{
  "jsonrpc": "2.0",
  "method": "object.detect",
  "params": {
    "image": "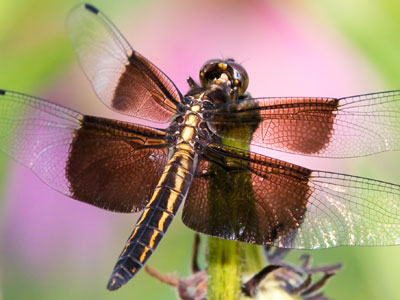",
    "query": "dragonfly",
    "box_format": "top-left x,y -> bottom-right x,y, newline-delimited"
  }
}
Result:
1,3 -> 400,291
